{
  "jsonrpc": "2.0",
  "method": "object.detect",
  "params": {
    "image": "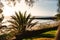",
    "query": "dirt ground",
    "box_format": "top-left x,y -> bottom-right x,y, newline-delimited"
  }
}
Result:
32,38 -> 55,40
